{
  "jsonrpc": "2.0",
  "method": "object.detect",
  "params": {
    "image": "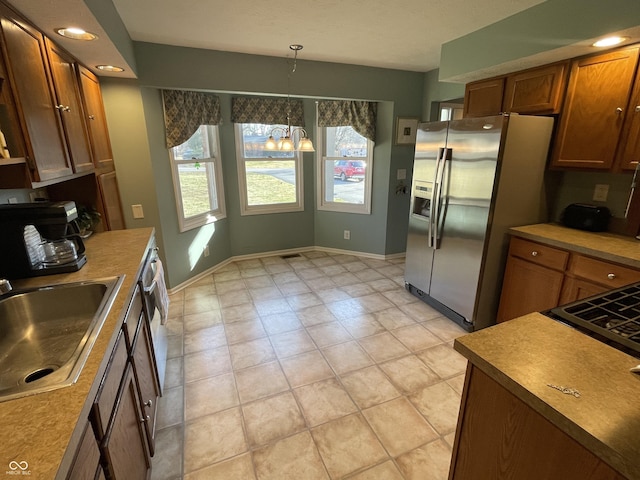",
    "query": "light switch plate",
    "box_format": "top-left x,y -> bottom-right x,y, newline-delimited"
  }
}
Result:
593,184 -> 609,202
397,169 -> 406,180
132,204 -> 144,219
